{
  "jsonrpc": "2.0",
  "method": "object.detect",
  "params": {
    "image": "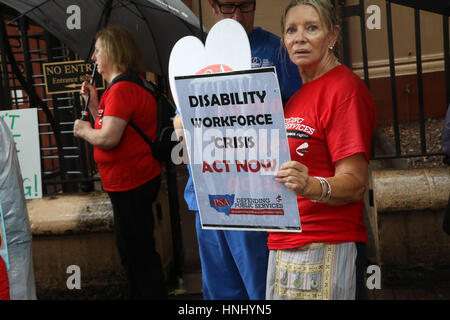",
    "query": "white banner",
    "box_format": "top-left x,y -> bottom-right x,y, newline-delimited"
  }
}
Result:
175,68 -> 301,232
0,108 -> 42,199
